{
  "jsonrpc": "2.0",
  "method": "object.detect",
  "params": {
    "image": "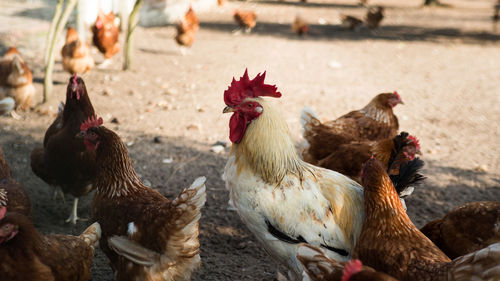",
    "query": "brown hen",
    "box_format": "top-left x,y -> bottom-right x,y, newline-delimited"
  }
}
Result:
421,201 -> 500,259
233,10 -> 257,32
92,11 -> 120,65
61,27 -> 94,75
30,75 -> 97,224
354,157 -> 500,281
0,212 -> 100,281
78,118 -> 206,281
0,47 -> 35,111
301,92 -> 402,165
